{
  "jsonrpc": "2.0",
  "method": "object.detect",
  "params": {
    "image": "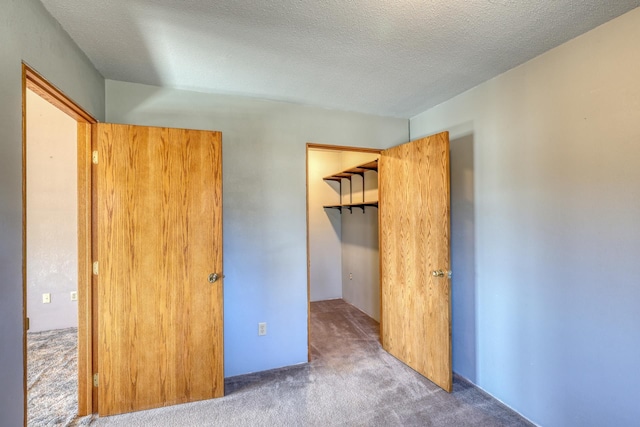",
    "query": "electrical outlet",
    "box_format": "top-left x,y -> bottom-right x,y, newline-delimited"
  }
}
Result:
42,293 -> 51,304
258,322 -> 267,336
70,291 -> 78,301
349,273 -> 353,280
